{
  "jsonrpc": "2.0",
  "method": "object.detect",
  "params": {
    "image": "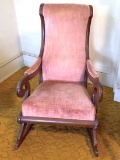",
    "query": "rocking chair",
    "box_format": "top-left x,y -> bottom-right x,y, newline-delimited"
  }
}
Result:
14,4 -> 103,157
